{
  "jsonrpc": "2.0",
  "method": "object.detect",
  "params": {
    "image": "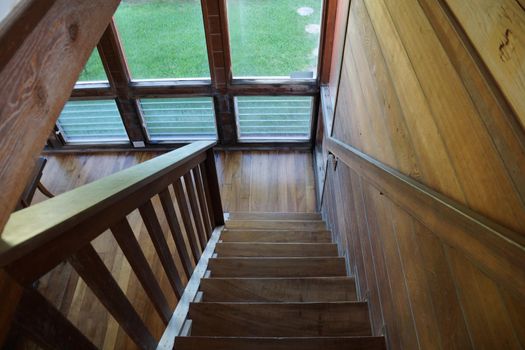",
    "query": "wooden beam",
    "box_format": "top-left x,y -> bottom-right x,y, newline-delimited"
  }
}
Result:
319,0 -> 339,83
0,0 -> 121,233
201,0 -> 237,145
97,21 -> 146,144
